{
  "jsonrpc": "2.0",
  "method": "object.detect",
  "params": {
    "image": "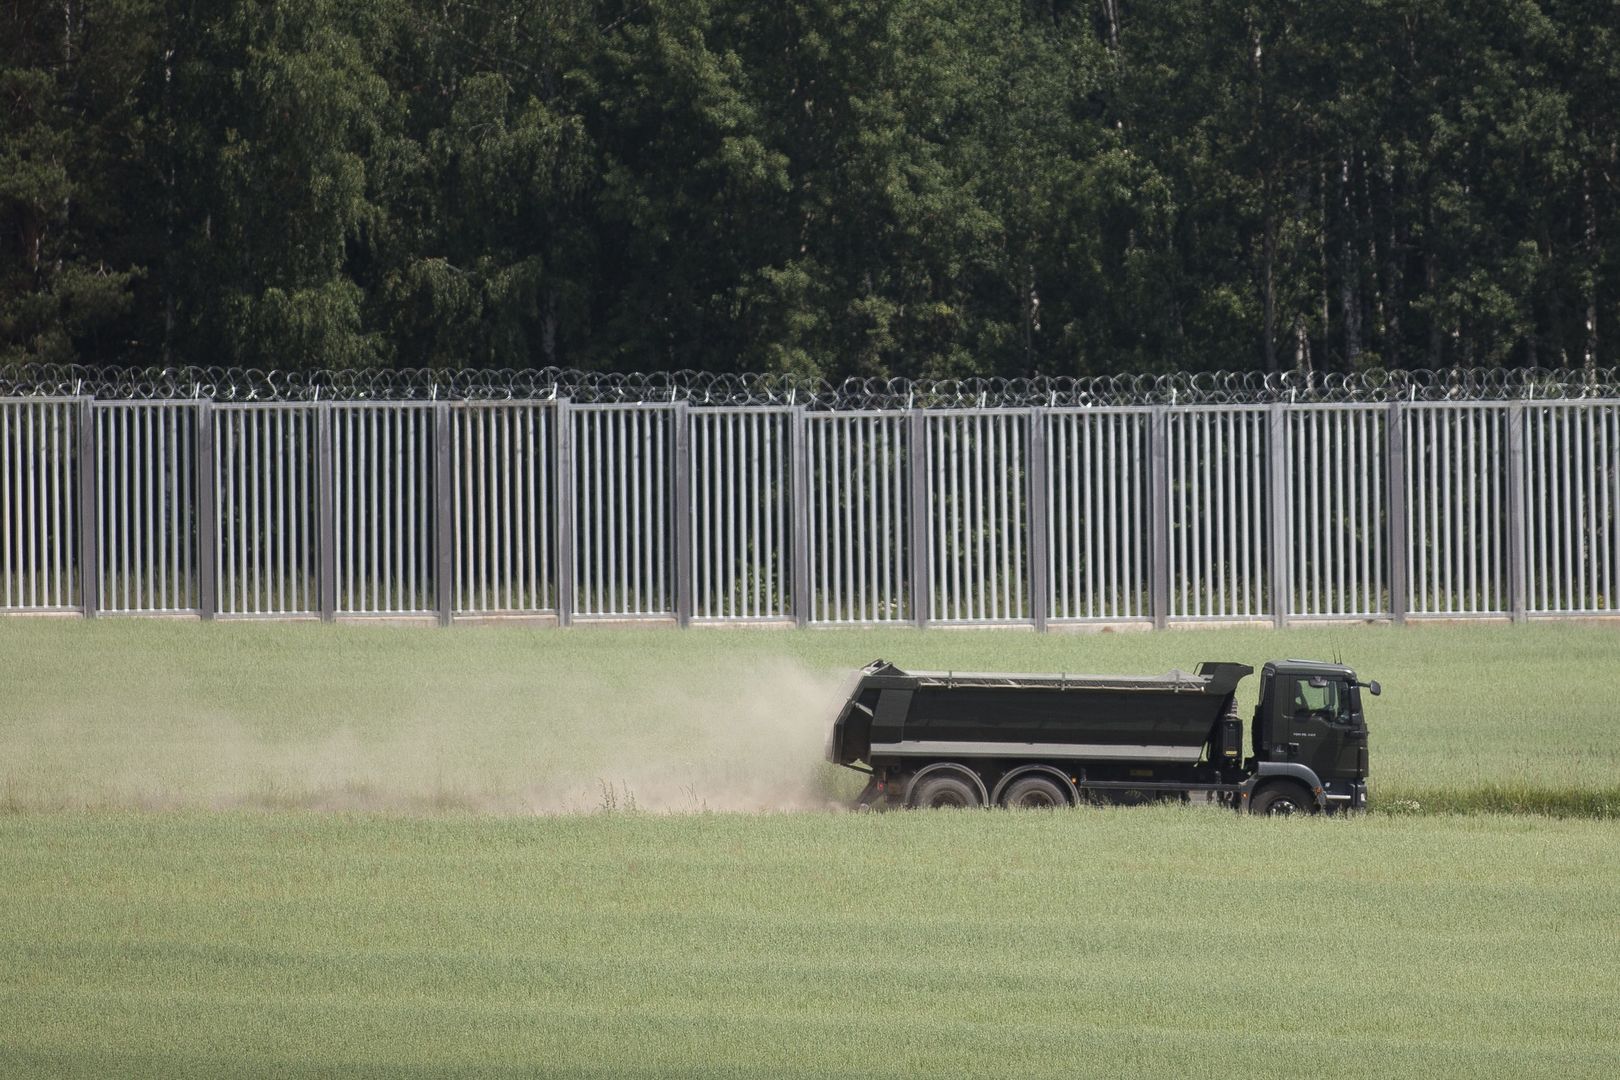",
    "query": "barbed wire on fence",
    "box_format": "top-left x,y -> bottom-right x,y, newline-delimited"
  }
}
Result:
2,361 -> 1617,407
